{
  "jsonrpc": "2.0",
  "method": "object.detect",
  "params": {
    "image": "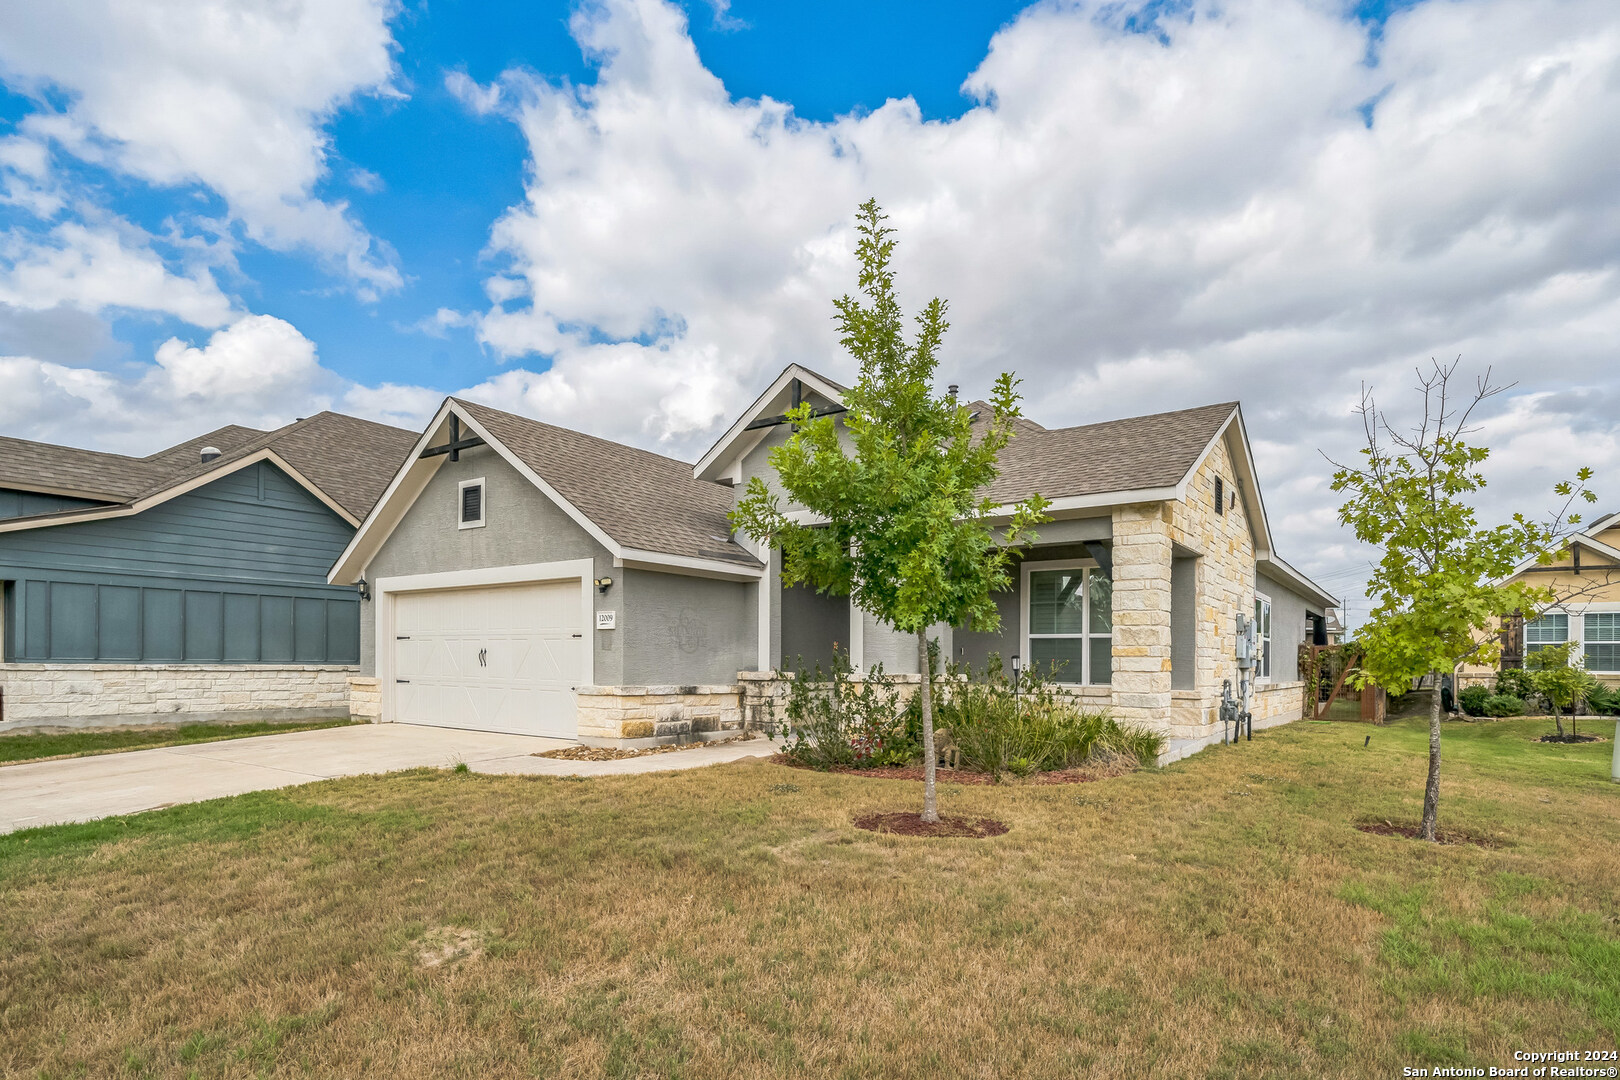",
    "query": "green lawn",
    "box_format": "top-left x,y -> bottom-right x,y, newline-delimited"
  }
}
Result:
1,716 -> 1616,1078
0,717 -> 362,765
